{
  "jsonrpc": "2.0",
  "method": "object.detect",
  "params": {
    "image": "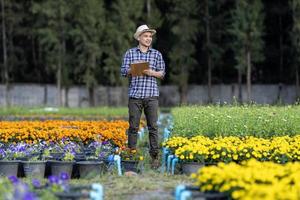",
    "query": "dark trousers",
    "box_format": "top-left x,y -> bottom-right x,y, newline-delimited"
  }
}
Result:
127,97 -> 159,158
